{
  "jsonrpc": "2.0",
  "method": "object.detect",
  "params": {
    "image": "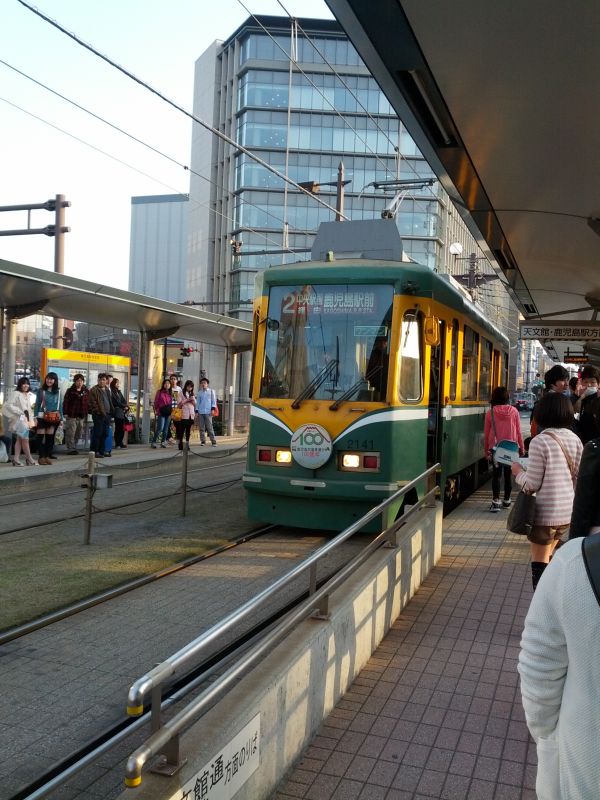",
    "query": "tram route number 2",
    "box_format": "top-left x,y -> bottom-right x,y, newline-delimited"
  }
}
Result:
346,439 -> 374,450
